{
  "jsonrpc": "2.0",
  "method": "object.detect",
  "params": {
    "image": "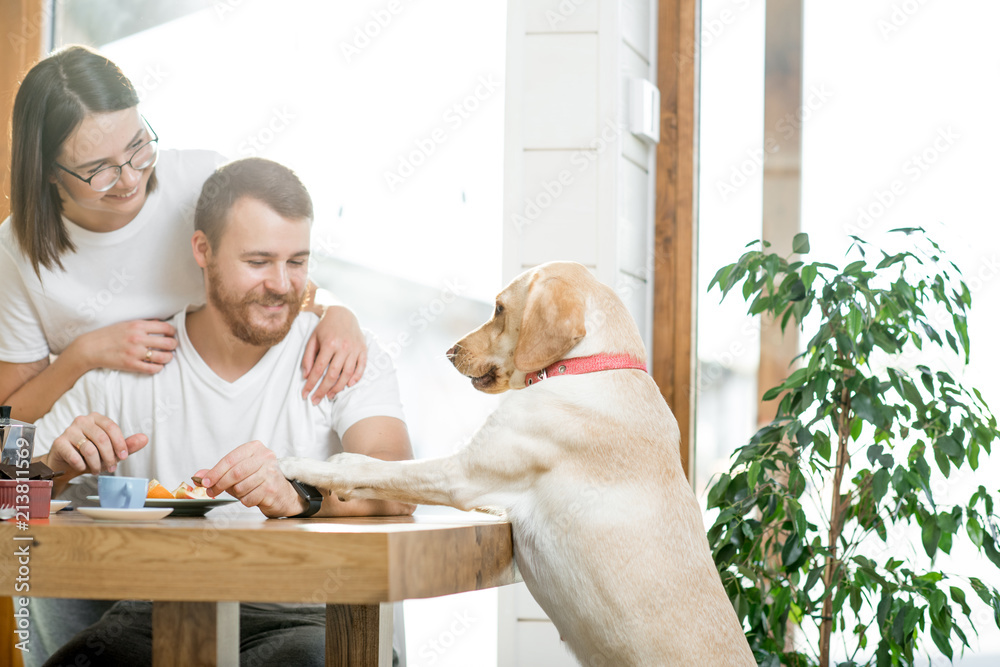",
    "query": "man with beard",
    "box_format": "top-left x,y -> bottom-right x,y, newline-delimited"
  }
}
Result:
29,158 -> 413,667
